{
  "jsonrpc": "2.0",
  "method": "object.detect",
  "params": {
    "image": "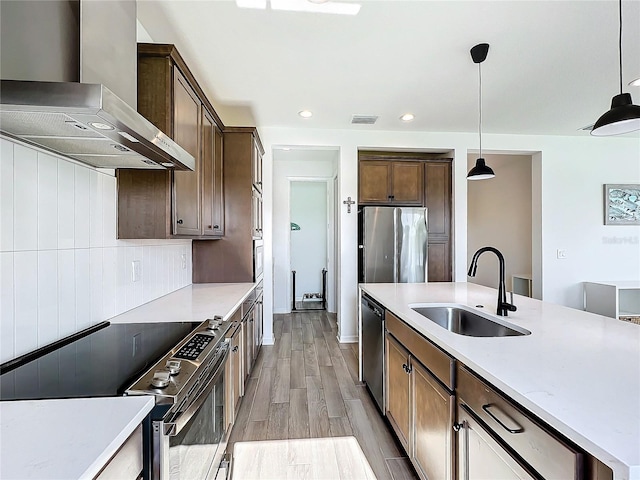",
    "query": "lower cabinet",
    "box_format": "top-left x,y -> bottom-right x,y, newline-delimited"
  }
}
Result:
95,425 -> 143,480
225,320 -> 243,429
385,333 -> 454,480
413,360 -> 455,480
